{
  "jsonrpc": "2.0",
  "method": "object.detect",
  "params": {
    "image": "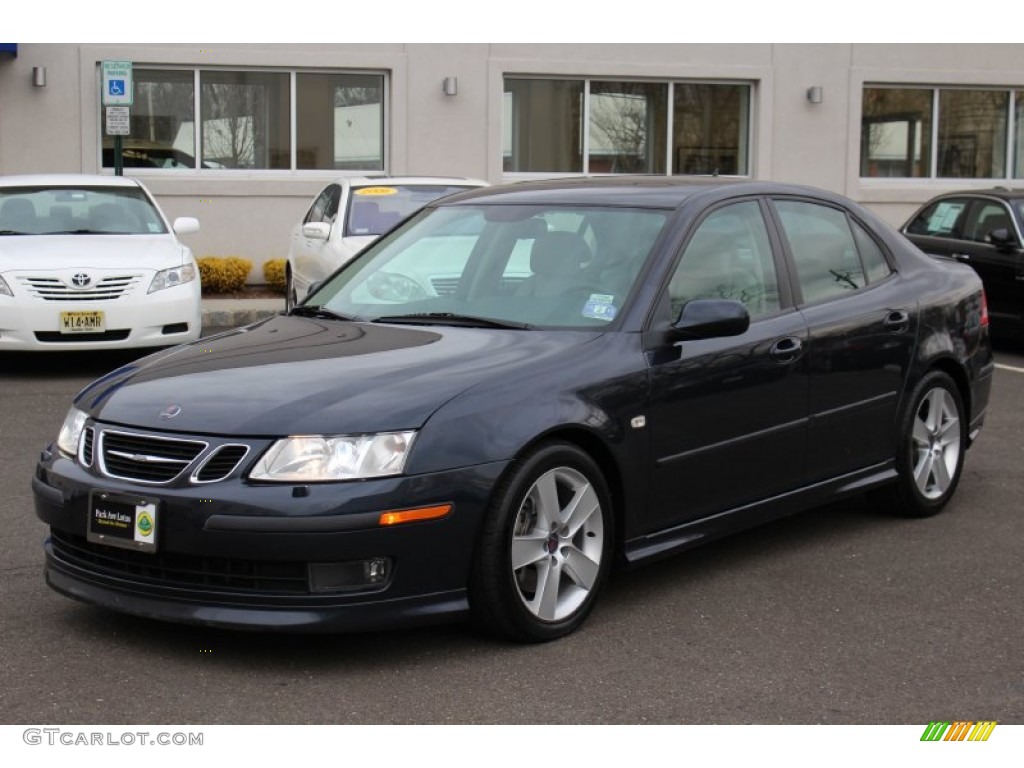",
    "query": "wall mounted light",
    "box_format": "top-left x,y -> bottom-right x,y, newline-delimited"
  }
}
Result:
32,66 -> 46,87
442,76 -> 458,97
806,86 -> 823,105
